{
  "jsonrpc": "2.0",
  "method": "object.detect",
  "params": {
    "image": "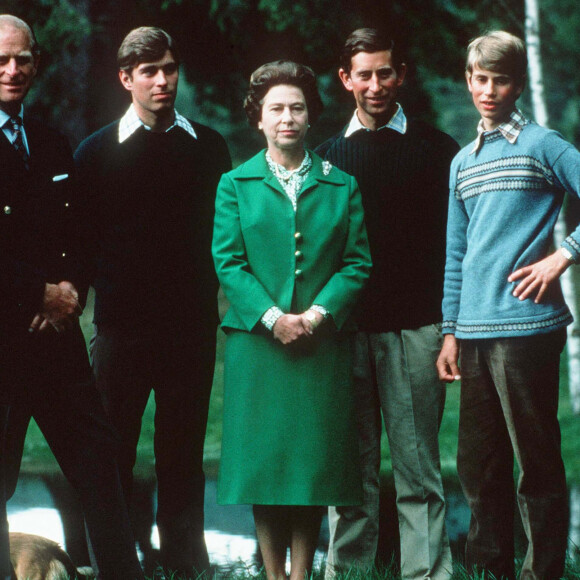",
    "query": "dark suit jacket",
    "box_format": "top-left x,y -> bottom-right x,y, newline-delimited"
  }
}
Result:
0,116 -> 87,342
